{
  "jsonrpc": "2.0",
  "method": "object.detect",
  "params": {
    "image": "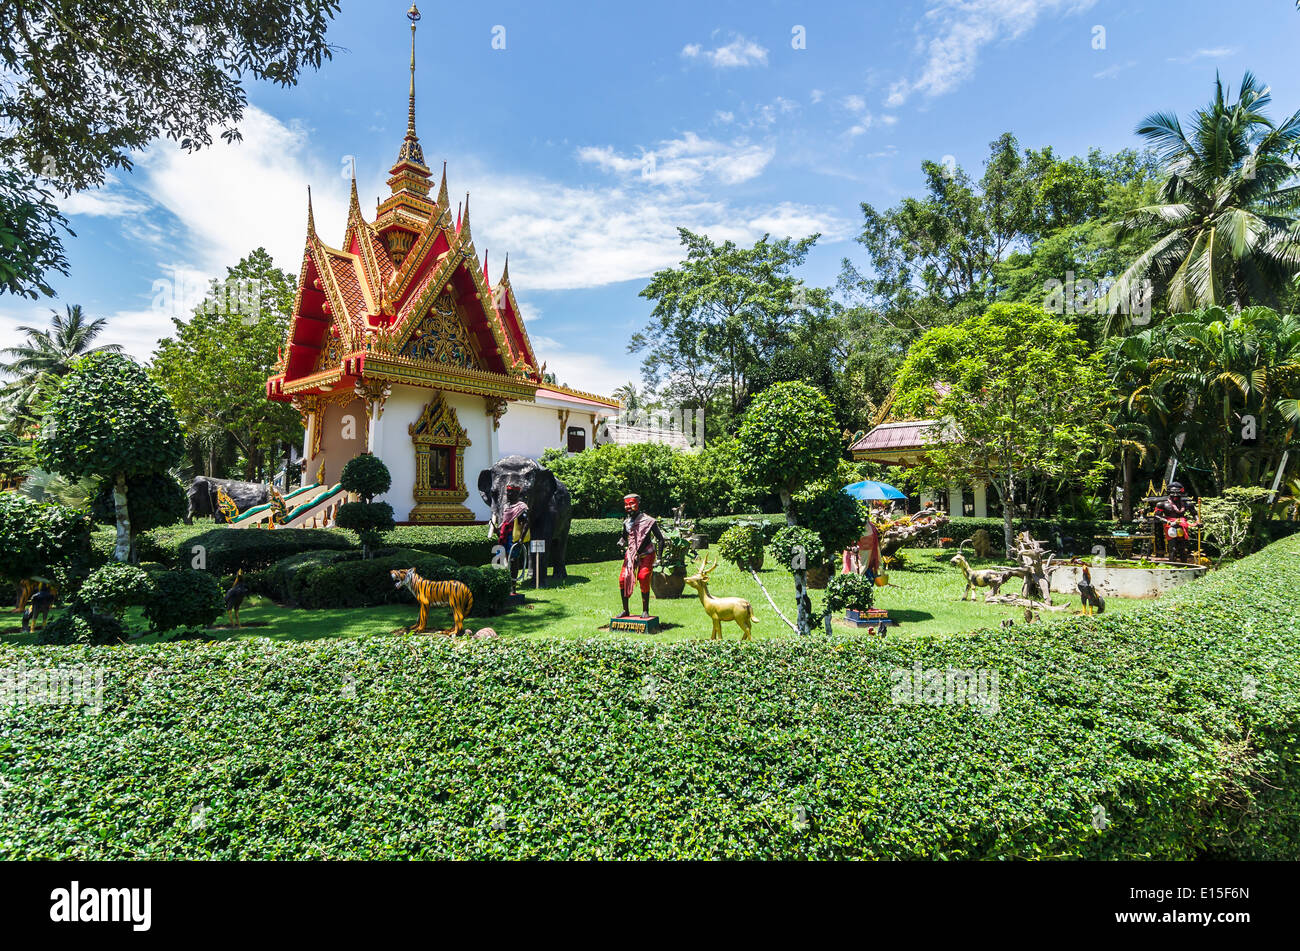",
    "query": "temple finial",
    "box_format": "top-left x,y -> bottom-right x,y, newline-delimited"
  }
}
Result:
483,249 -> 490,284
500,253 -> 510,284
437,161 -> 449,207
348,163 -> 361,219
394,5 -> 426,168
461,192 -> 471,240
306,186 -> 316,238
